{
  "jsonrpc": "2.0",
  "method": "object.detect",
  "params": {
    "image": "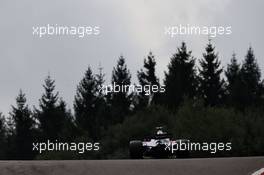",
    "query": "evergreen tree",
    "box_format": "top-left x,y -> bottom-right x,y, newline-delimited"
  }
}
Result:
137,51 -> 160,108
36,75 -> 69,141
94,65 -> 109,132
0,113 -> 7,159
225,53 -> 242,107
74,67 -> 97,132
110,55 -> 132,124
199,41 -> 225,106
164,42 -> 197,108
96,65 -> 105,99
10,90 -> 36,159
57,99 -> 76,141
5,113 -> 16,159
74,66 -> 104,140
240,47 -> 262,106
226,53 -> 240,86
